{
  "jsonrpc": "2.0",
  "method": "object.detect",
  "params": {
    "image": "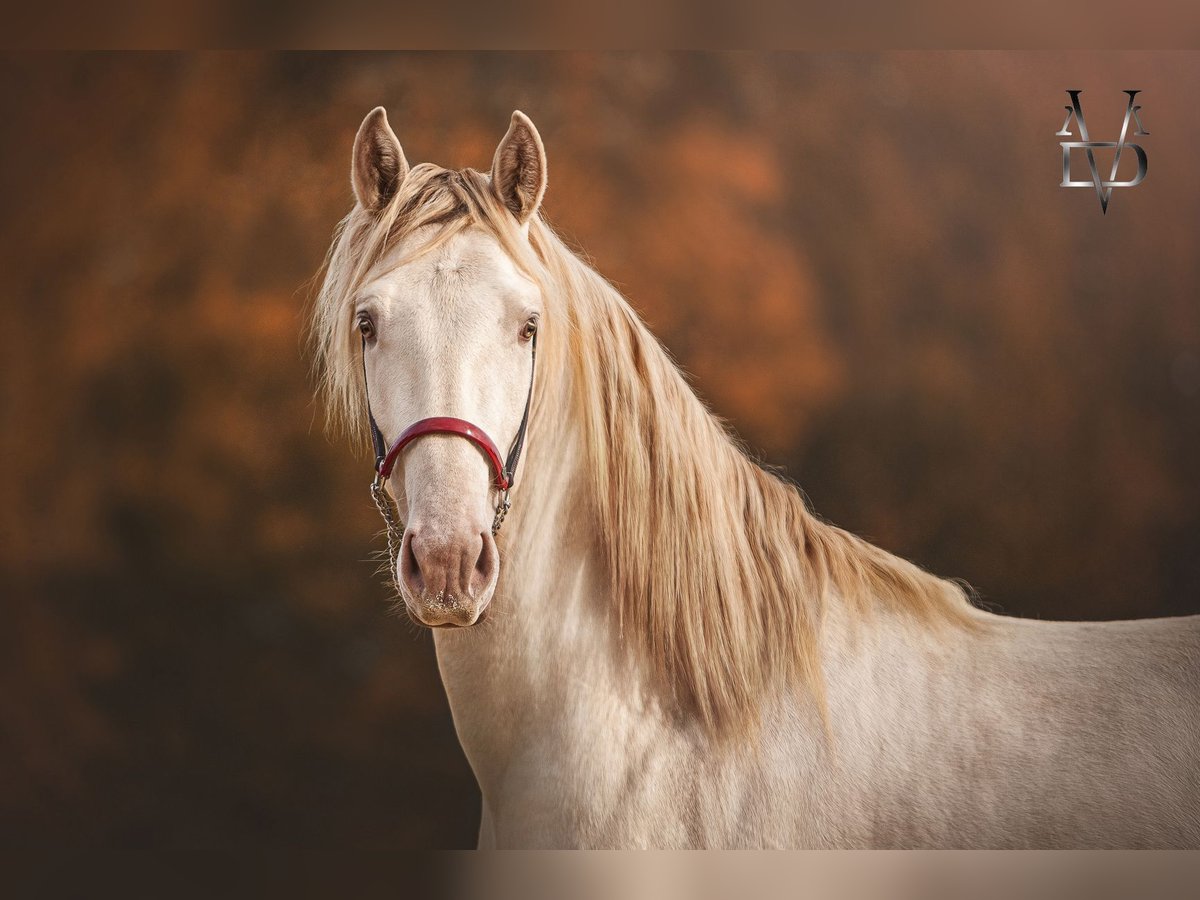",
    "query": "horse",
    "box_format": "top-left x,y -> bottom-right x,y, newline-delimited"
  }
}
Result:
311,107 -> 1200,848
